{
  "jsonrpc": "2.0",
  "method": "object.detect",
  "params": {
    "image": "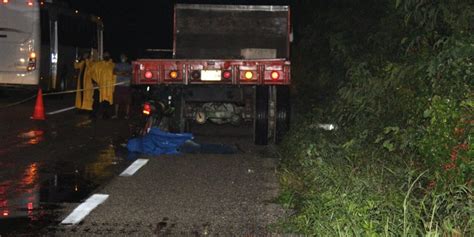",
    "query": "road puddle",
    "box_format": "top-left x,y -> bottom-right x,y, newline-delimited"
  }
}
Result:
25,130 -> 45,145
0,129 -> 46,154
0,163 -> 39,220
0,162 -> 55,234
0,143 -> 129,235
18,130 -> 45,139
